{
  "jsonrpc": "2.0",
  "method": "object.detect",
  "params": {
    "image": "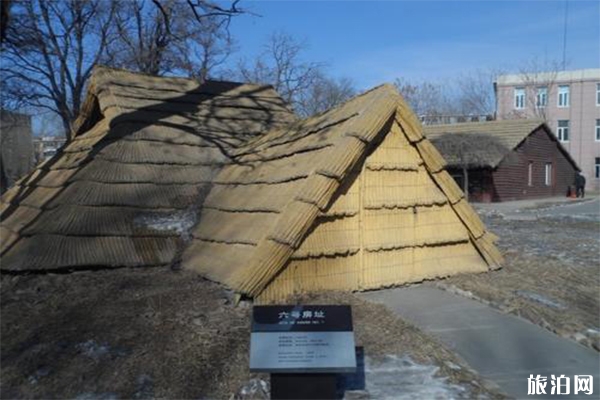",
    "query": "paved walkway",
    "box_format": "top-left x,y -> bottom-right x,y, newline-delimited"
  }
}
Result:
362,286 -> 600,399
473,195 -> 599,221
